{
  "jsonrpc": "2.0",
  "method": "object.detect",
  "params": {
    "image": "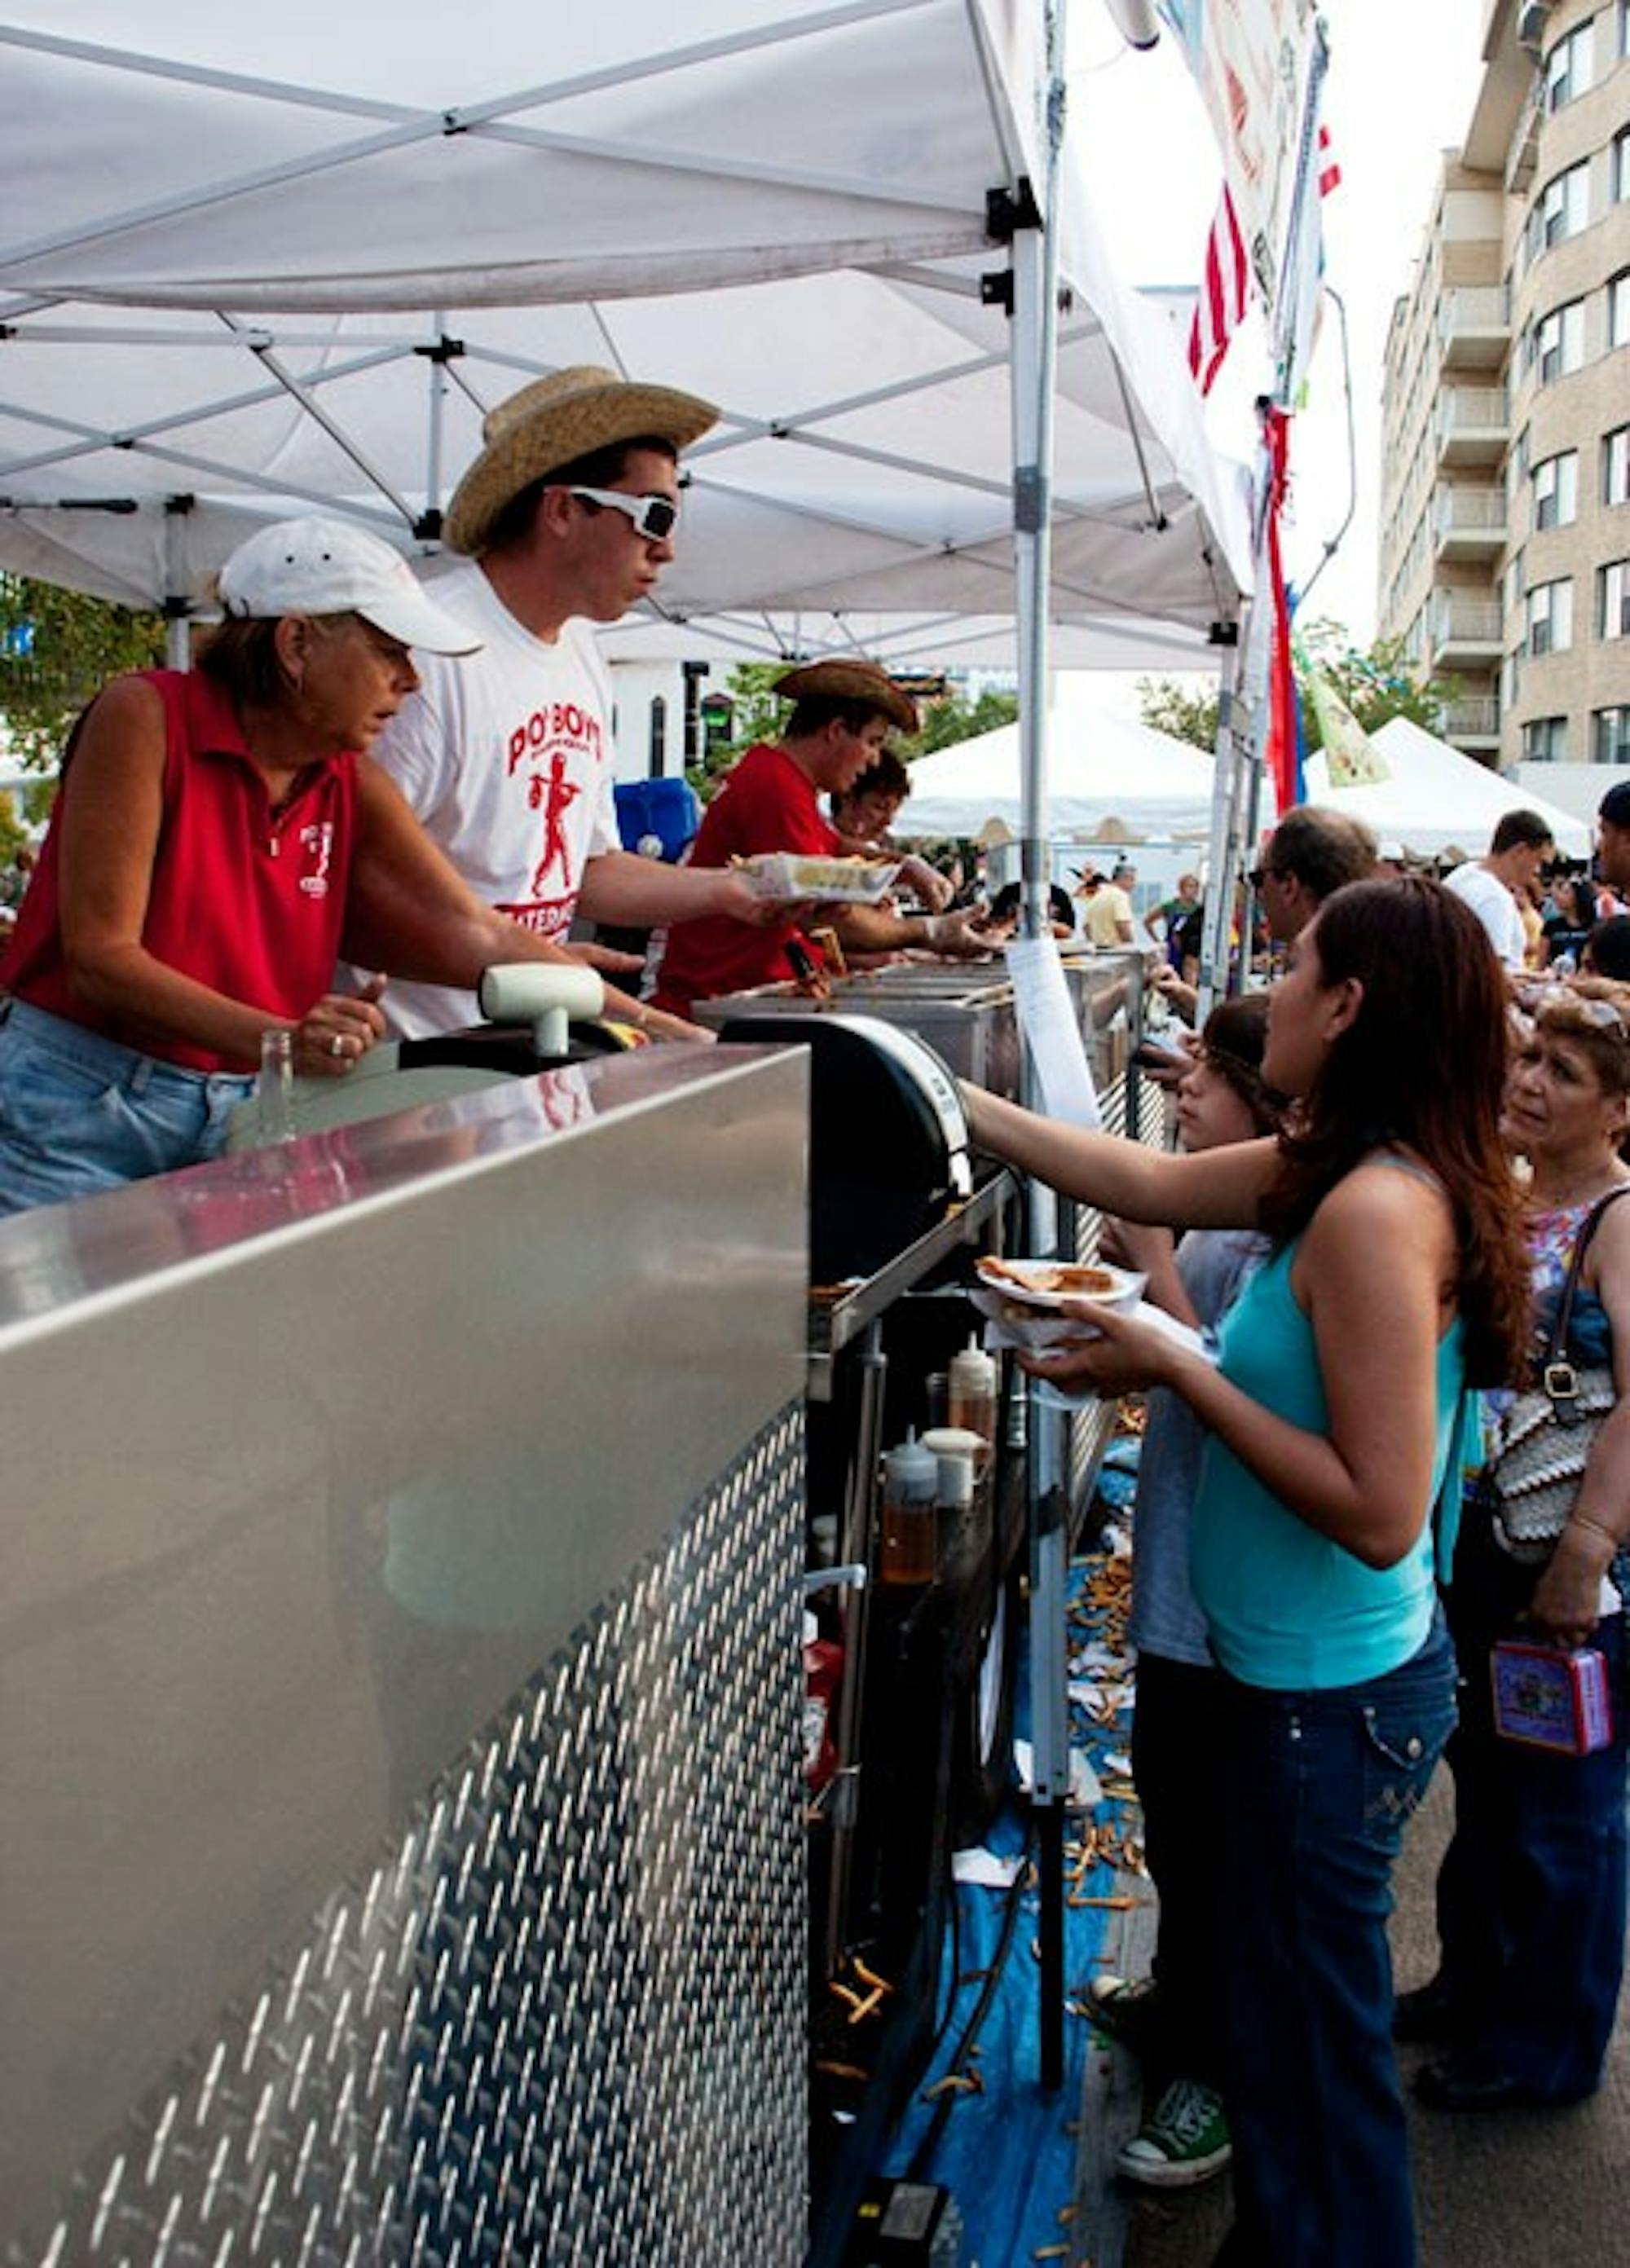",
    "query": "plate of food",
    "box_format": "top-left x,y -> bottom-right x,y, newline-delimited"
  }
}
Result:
974,1255 -> 1143,1315
733,852 -> 901,905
